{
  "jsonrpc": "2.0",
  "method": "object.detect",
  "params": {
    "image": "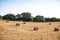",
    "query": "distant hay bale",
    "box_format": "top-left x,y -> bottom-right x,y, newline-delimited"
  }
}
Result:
33,27 -> 38,31
6,20 -> 9,22
16,23 -> 20,26
58,25 -> 60,27
54,27 -> 59,31
23,21 -> 26,24
49,23 -> 51,25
